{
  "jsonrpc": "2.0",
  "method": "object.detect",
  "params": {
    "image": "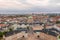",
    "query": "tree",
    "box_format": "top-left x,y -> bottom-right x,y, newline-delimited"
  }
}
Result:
56,21 -> 60,24
0,32 -> 4,40
9,28 -> 13,32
